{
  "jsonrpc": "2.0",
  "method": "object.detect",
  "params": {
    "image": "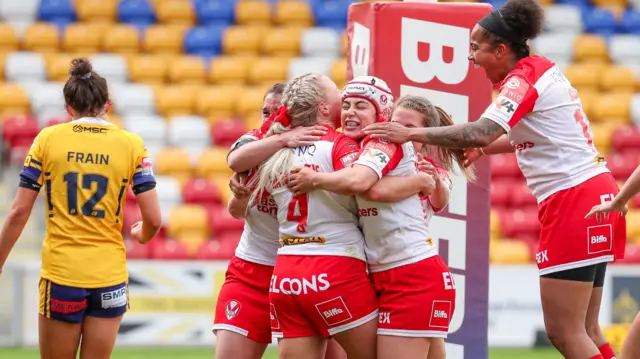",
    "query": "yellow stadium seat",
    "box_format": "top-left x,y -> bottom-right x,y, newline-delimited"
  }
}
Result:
156,0 -> 195,26
237,87 -> 268,120
143,25 -> 186,54
564,63 -> 607,92
490,210 -> 501,239
209,56 -> 249,85
168,56 -> 207,84
0,54 -> 6,81
592,0 -> 627,12
196,147 -> 232,177
210,175 -> 234,204
196,86 -> 242,119
245,113 -> 263,130
235,1 -> 272,26
490,240 -> 531,264
341,32 -> 348,56
0,84 -> 30,116
222,26 -> 263,55
331,58 -> 348,89
573,34 -> 609,63
154,147 -> 193,177
590,122 -> 618,154
129,55 -> 170,84
626,211 -> 640,238
62,23 -> 102,53
262,27 -> 302,56
274,1 -> 313,27
248,57 -> 289,86
155,85 -> 199,117
601,66 -> 636,93
45,54 -> 76,82
23,23 -> 59,53
593,92 -> 632,123
103,25 -> 140,54
77,0 -> 117,23
0,24 -> 19,52
168,204 -> 208,237
578,90 -> 599,121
